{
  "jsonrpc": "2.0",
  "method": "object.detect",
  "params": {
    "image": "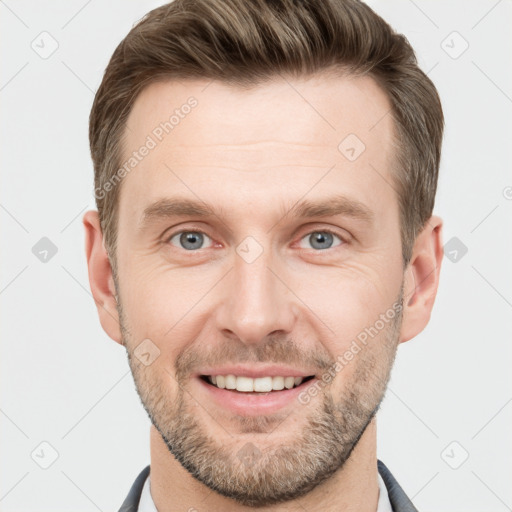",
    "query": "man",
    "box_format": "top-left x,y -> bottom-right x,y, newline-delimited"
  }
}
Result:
83,0 -> 444,510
